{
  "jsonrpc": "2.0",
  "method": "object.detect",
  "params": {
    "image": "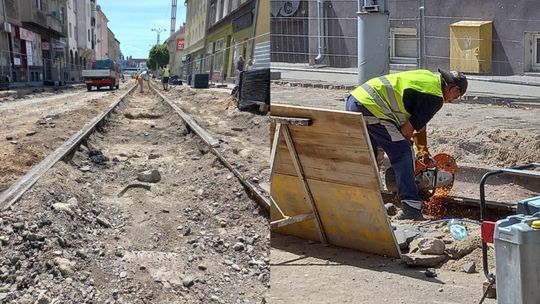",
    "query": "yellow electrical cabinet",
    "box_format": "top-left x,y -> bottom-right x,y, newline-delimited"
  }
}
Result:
450,21 -> 492,74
